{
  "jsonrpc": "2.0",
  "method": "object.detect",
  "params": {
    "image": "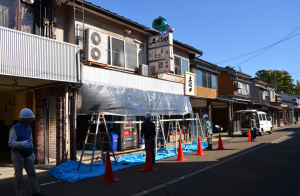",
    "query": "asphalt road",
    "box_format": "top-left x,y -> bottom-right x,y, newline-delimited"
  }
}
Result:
147,126 -> 300,196
1,125 -> 300,196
